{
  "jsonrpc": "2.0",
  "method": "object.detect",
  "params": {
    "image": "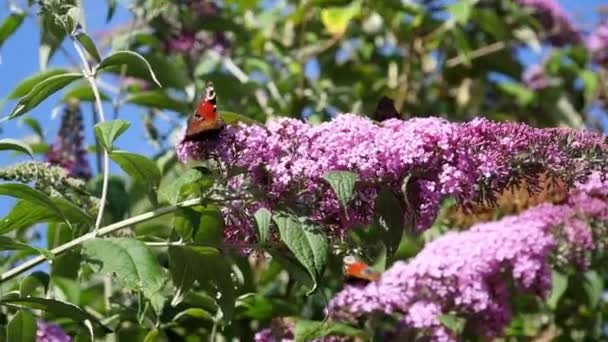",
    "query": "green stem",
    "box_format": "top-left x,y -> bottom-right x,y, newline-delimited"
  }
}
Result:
71,36 -> 109,232
0,197 -> 202,283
